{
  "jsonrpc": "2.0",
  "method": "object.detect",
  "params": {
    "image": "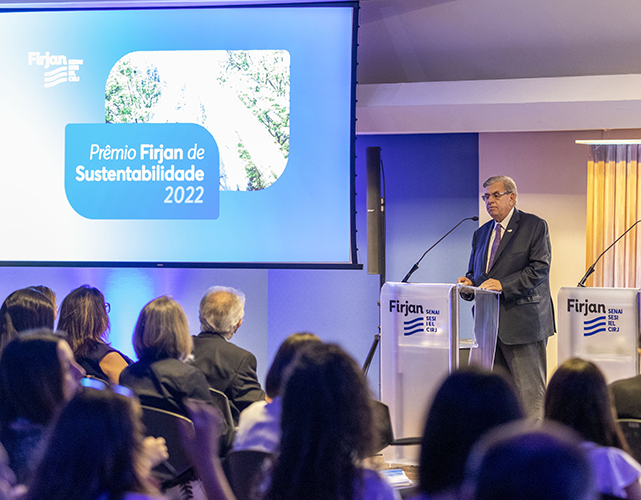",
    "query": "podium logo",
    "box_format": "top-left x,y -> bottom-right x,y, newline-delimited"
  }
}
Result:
403,317 -> 425,336
567,298 -> 606,316
389,299 -> 424,317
